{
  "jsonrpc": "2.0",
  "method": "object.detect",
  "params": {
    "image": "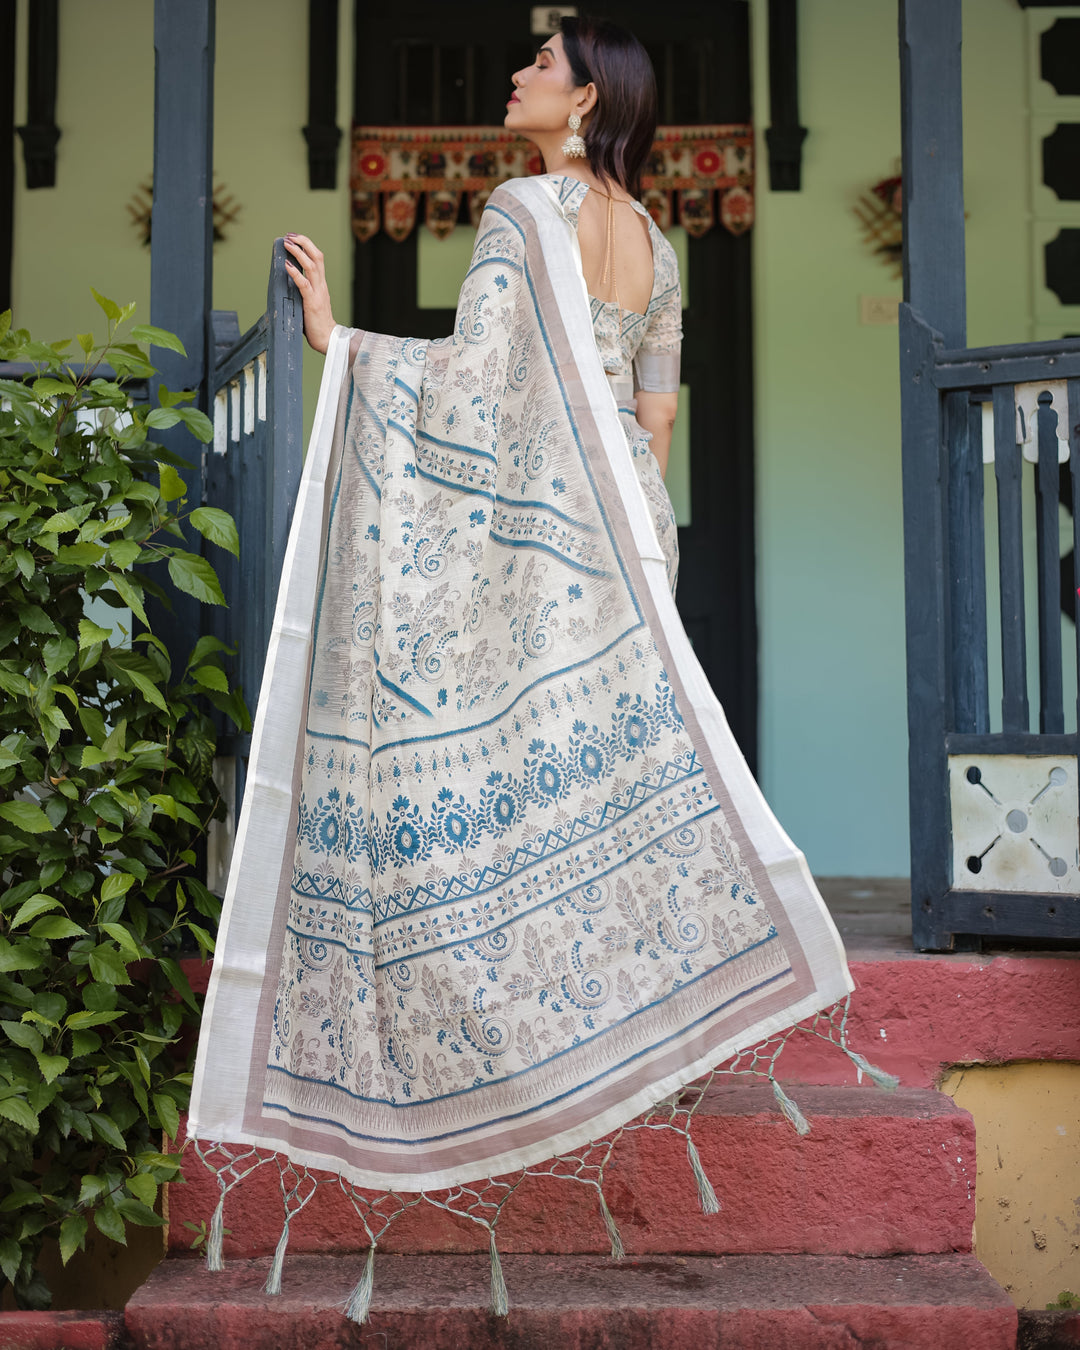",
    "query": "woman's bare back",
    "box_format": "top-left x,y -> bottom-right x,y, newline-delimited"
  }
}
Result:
576,185 -> 654,315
